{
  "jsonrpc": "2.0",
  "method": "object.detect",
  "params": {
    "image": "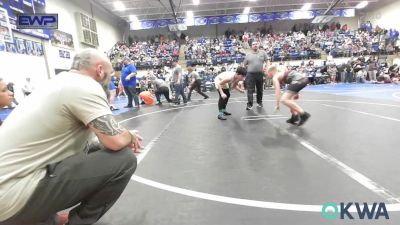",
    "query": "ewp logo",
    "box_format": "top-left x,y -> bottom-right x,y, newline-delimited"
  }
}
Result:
17,14 -> 58,29
322,202 -> 389,220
